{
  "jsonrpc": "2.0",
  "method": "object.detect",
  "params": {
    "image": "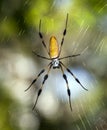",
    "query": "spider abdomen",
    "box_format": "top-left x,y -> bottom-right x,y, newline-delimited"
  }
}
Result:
49,36 -> 59,58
